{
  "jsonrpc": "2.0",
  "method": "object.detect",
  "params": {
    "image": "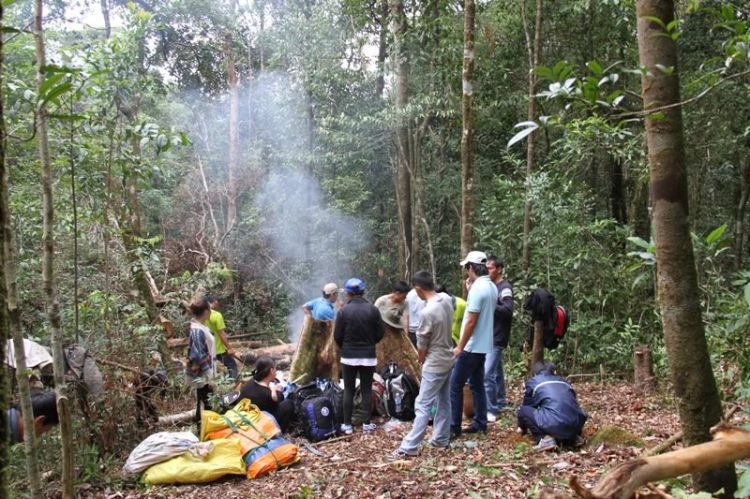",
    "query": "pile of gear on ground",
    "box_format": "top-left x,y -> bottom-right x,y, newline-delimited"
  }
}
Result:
123,361 -> 420,485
